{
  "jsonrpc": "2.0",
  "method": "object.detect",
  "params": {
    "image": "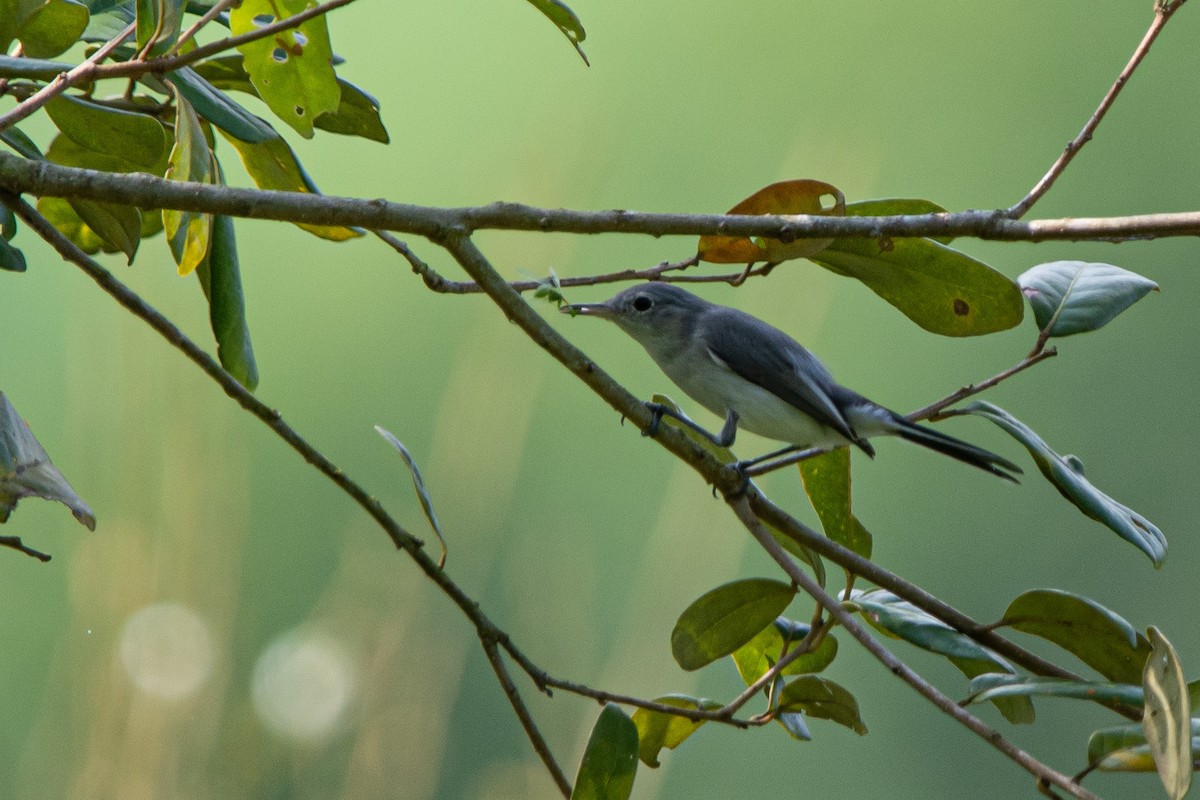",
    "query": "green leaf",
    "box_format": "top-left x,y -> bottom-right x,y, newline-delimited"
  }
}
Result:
165,67 -> 276,144
762,519 -> 825,588
1017,261 -> 1158,338
81,0 -> 134,42
962,401 -> 1166,567
375,426 -> 448,567
229,0 -> 340,138
216,127 -> 360,241
571,704 -> 638,800
163,92 -> 214,275
35,196 -> 106,254
1001,589 -> 1150,683
809,237 -> 1023,337
314,79 -> 389,143
0,53 -> 74,80
630,695 -> 720,768
731,617 -> 838,685
525,0 -> 588,65
848,589 -> 1034,723
799,447 -> 872,560
843,198 -> 953,244
1087,719 -> 1200,773
1143,627 -> 1192,800
647,394 -> 735,464
135,0 -> 183,55
776,675 -> 868,735
45,94 -> 169,170
18,0 -> 88,57
963,674 -> 1145,709
0,391 -> 95,530
198,212 -> 259,390
1,204 -> 15,240
0,238 -> 26,272
670,578 -> 795,671
0,125 -> 44,159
